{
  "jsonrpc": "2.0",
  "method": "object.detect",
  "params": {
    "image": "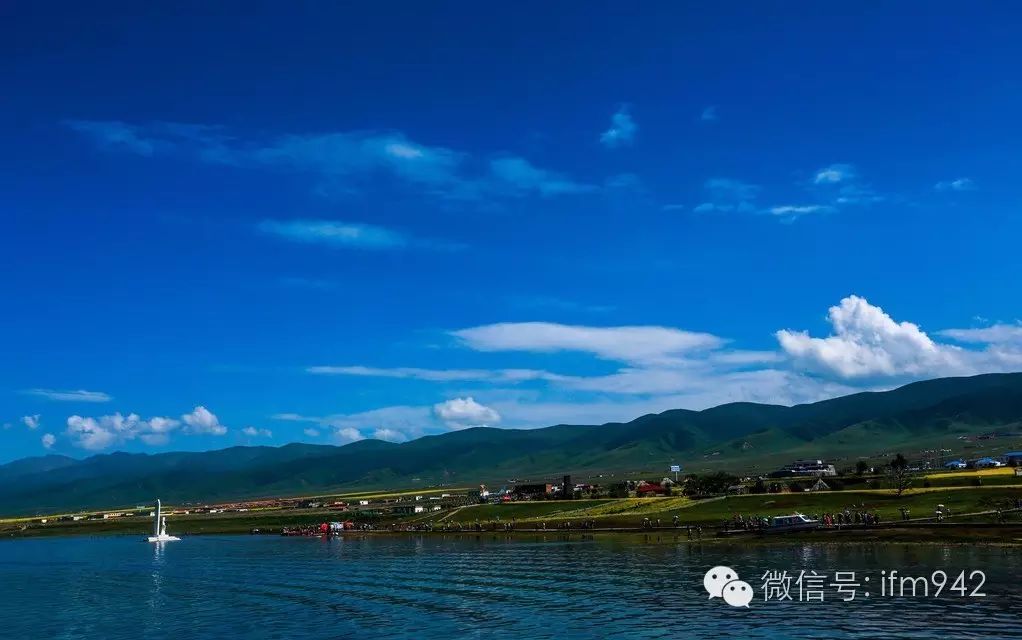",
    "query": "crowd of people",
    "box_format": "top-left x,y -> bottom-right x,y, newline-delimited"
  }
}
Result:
720,510 -> 883,531
819,510 -> 882,526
